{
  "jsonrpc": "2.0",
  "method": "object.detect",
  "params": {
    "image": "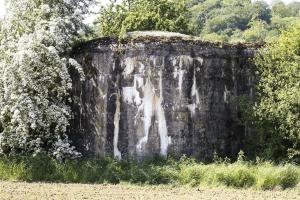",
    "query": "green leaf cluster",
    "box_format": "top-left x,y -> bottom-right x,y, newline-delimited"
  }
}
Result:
251,21 -> 300,162
190,0 -> 300,42
95,0 -> 192,37
95,0 -> 300,43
